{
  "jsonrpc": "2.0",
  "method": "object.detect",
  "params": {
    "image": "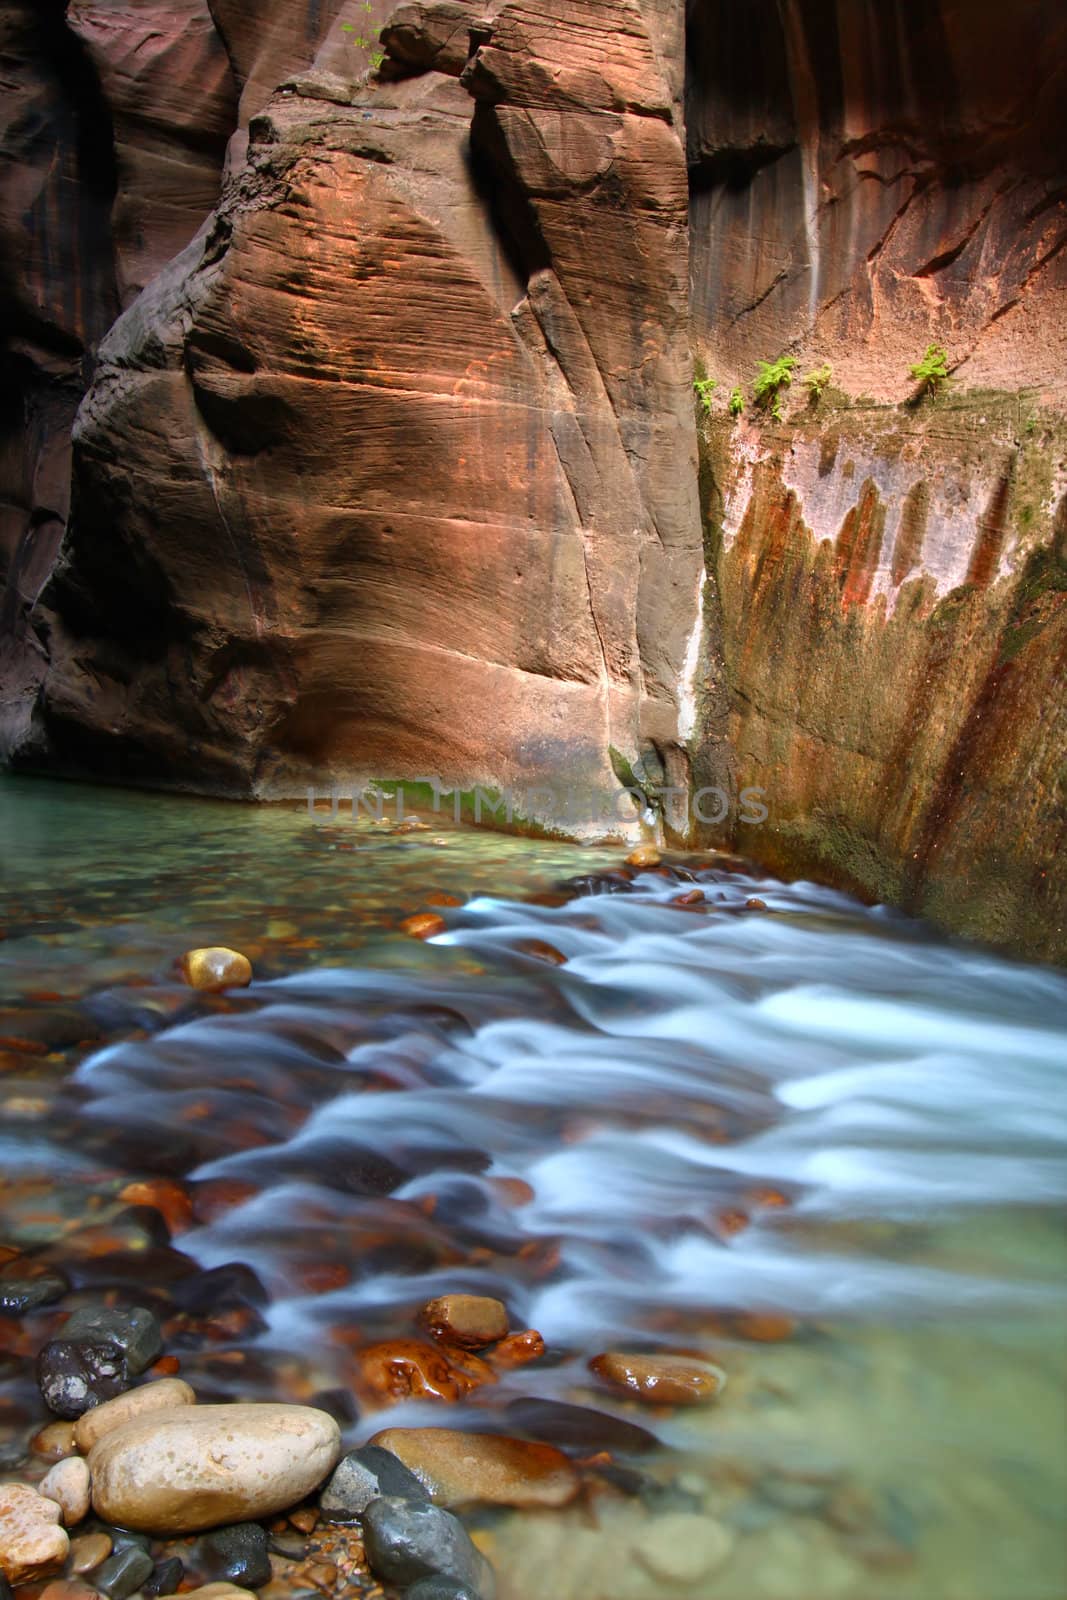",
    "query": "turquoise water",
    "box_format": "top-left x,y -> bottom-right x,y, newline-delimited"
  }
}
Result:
1,775 -> 1065,1600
